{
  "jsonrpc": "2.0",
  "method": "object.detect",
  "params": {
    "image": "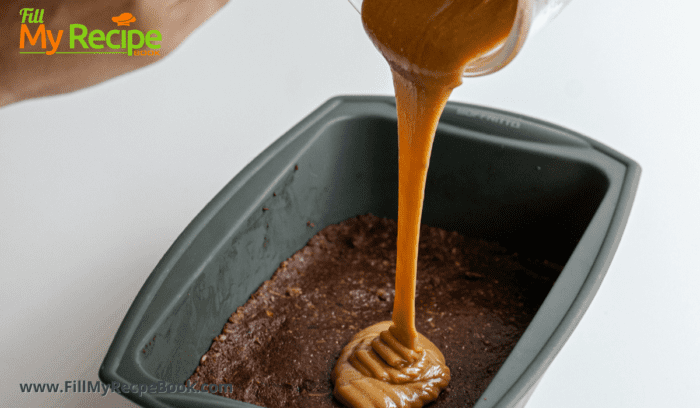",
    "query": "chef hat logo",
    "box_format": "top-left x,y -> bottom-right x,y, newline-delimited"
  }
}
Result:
112,13 -> 136,26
